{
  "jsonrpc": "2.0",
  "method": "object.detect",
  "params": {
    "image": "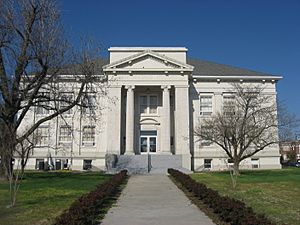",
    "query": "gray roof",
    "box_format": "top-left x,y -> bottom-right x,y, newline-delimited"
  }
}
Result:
58,57 -> 274,76
187,58 -> 273,76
